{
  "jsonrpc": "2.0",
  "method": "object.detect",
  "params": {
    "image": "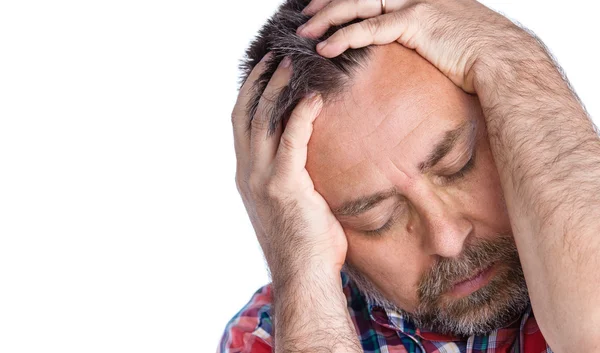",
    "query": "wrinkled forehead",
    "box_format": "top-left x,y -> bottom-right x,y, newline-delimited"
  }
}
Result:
306,43 -> 478,201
